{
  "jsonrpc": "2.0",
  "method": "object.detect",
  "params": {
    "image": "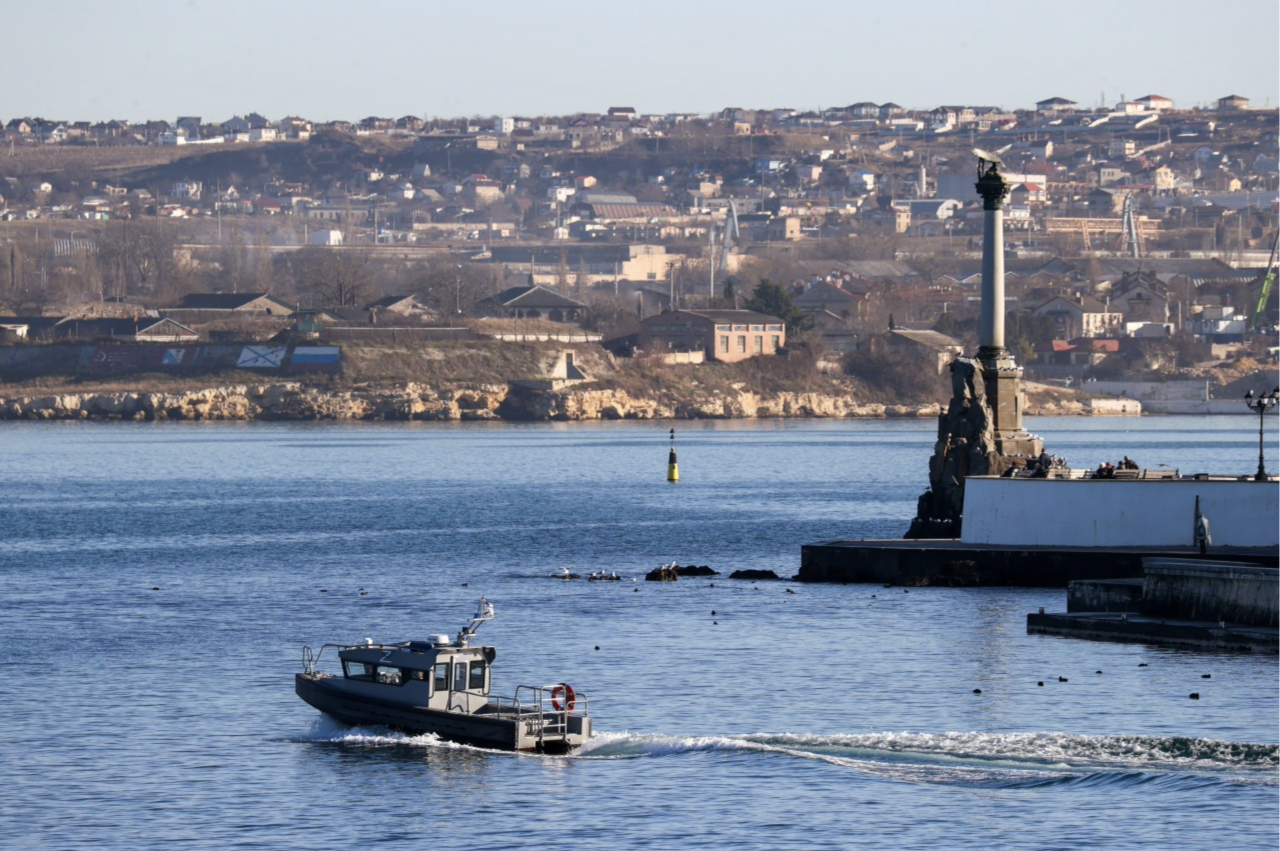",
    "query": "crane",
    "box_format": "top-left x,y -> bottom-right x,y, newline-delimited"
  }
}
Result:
1252,231 -> 1278,332
708,199 -> 740,297
1118,194 -> 1144,258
